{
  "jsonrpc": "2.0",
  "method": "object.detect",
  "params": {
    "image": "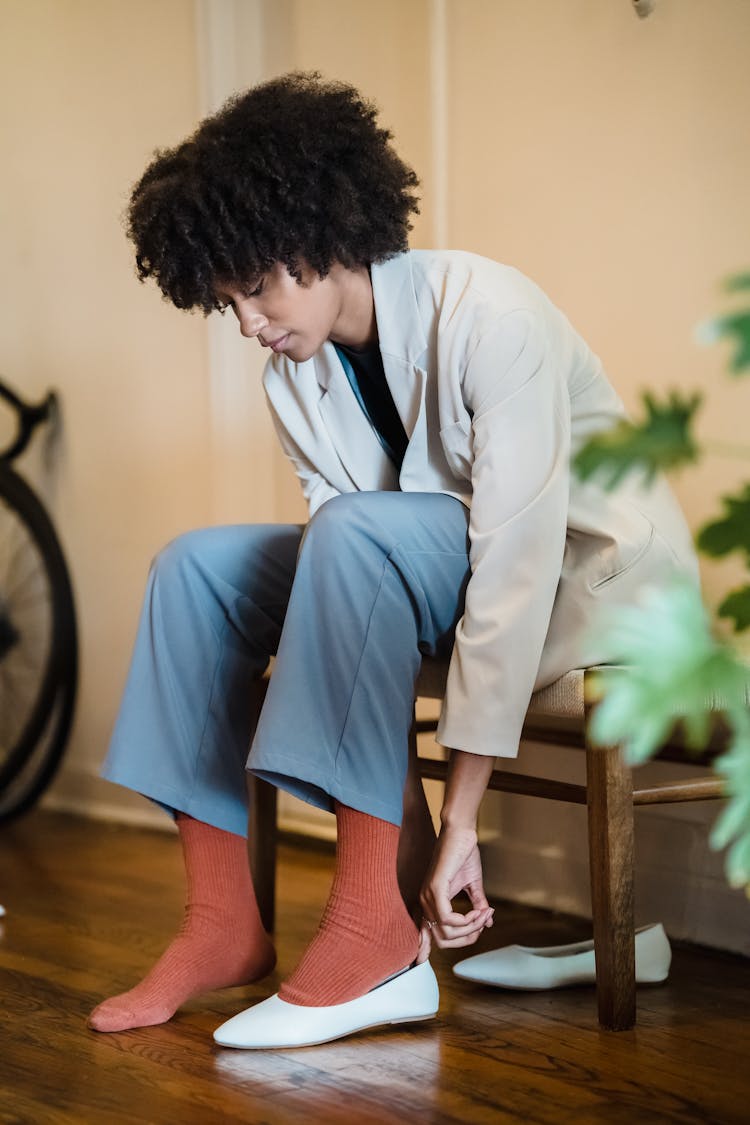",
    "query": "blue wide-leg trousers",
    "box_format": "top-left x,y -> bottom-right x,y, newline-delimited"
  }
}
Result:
102,492 -> 471,836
